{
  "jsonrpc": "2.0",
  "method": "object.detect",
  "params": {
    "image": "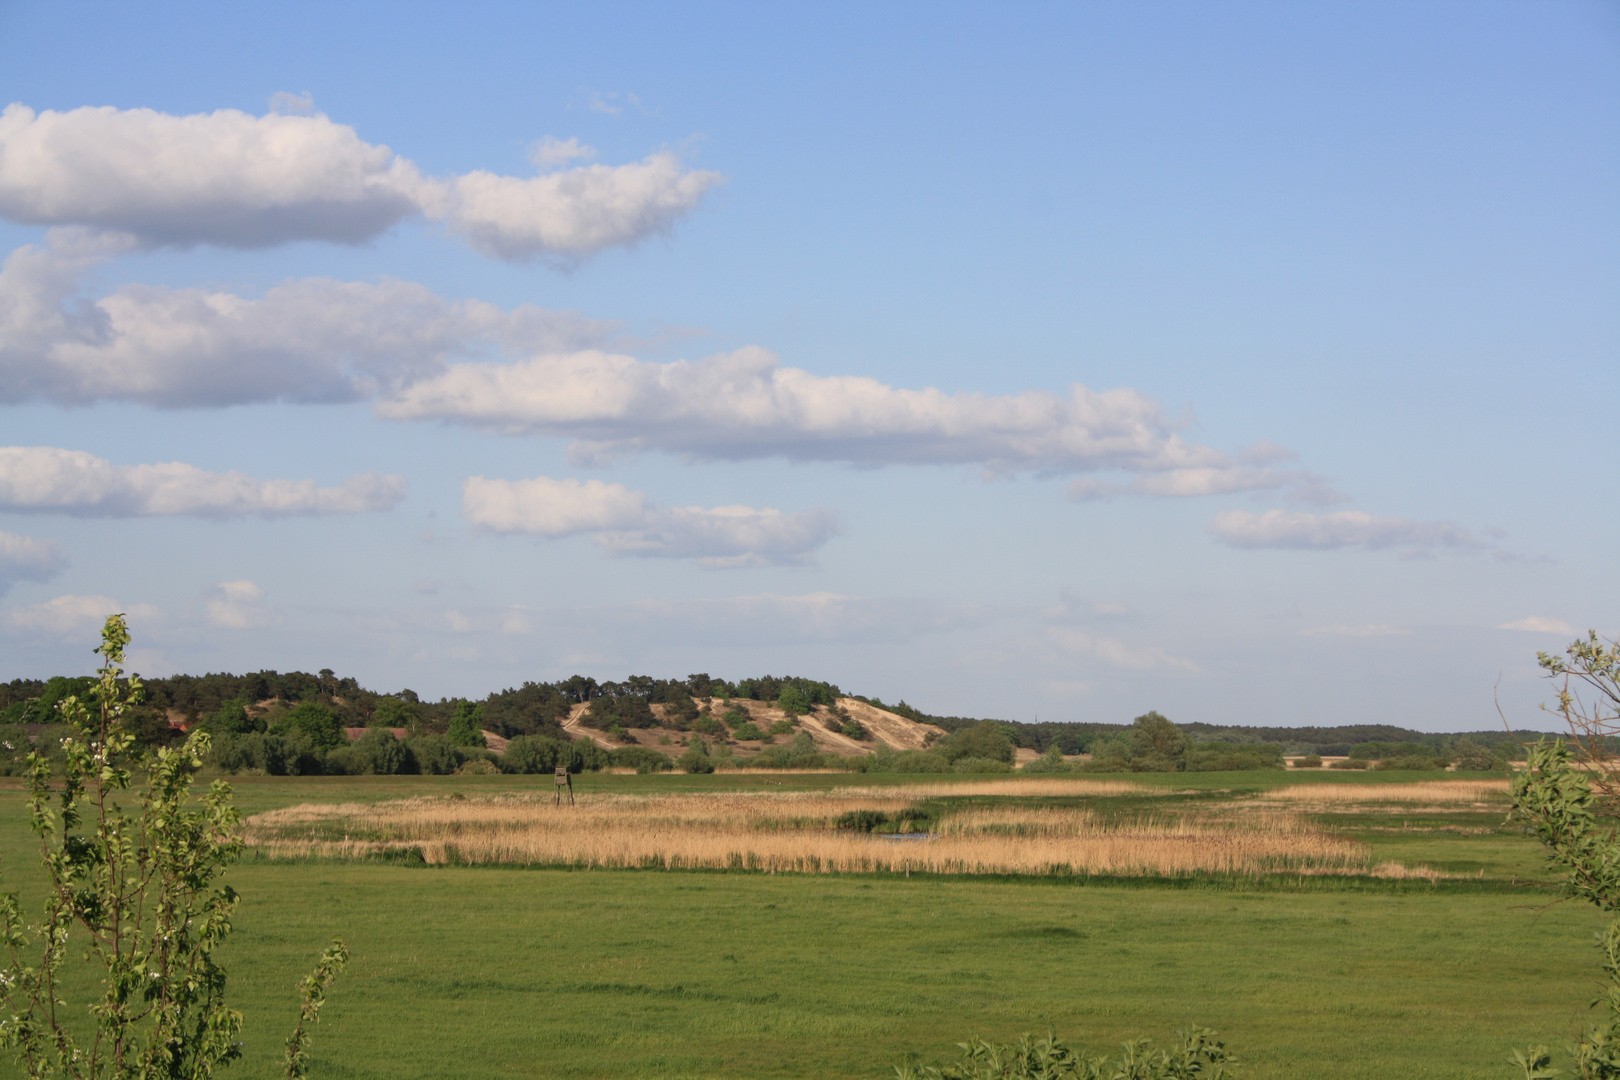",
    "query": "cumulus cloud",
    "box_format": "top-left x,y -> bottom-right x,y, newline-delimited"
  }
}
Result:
462,475 -> 839,567
0,103 -> 720,259
0,528 -> 66,591
1498,616 -> 1577,635
0,232 -> 617,405
1210,509 -> 1483,551
1,594 -> 161,639
386,346 -> 1297,490
204,580 -> 281,629
0,446 -> 406,518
